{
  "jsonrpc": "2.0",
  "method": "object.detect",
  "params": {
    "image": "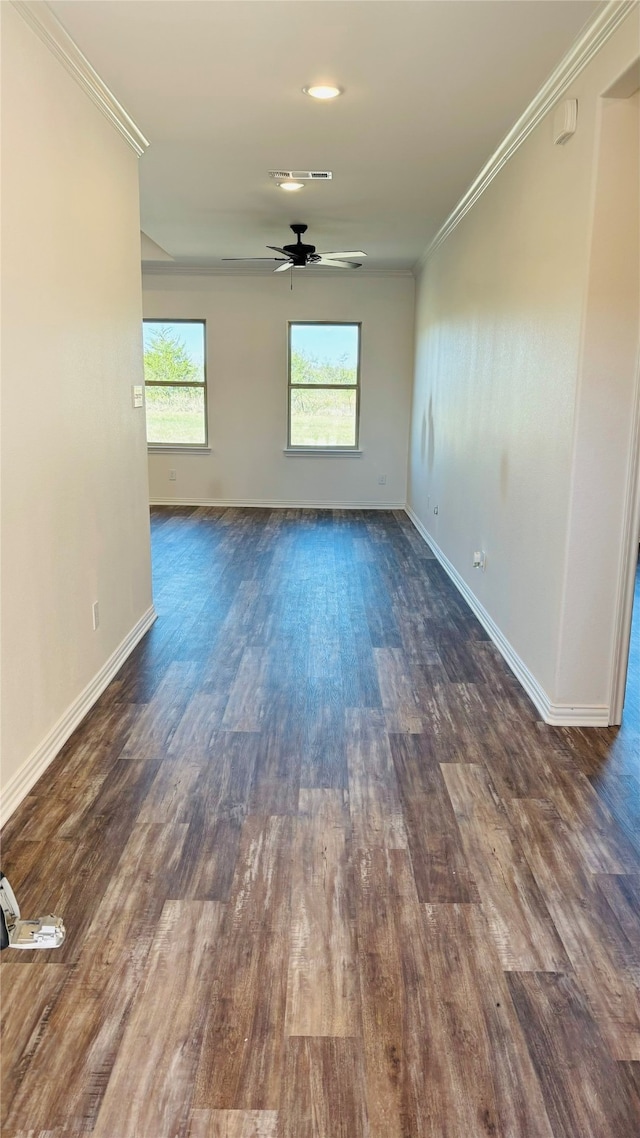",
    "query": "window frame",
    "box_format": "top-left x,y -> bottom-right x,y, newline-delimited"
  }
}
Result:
287,321 -> 361,452
143,318 -> 209,451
